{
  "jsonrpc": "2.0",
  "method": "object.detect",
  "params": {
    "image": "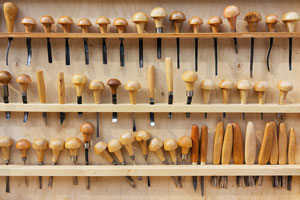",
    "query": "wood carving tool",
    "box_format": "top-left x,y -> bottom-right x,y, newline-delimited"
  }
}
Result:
58,16 -> 73,65
237,80 -> 251,120
0,136 -> 13,192
277,80 -> 293,120
232,123 -> 244,187
219,79 -> 234,118
21,17 -> 36,66
265,15 -> 279,72
65,137 -> 82,185
149,137 -> 181,187
57,72 -> 66,125
223,5 -> 240,54
150,7 -> 167,59
254,81 -> 268,120
3,2 -> 17,66
81,122 -> 94,189
244,12 -> 262,78
191,125 -> 199,191
132,12 -> 149,68
113,18 -> 128,67
0,71 -> 12,119
89,80 -> 104,137
165,57 -> 174,119
269,121 -> 279,187
188,17 -> 203,72
282,12 -> 300,71
16,139 -> 31,187
278,123 -> 287,187
287,127 -> 296,191
178,135 -> 192,165
245,122 -> 256,187
182,71 -> 198,118
200,125 -> 208,196
220,123 -> 233,188
16,74 -> 32,123
78,18 -> 91,65
36,71 -> 47,126
32,138 -> 48,189
125,80 -> 141,132
207,16 -> 222,76
136,130 -> 151,186
40,15 -> 55,63
200,79 -> 215,118
148,65 -> 155,126
48,138 -> 64,188
108,139 -> 136,188
170,11 -> 186,69
211,121 -> 224,187
72,74 -> 87,117
96,17 -> 110,64
107,78 -> 121,122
